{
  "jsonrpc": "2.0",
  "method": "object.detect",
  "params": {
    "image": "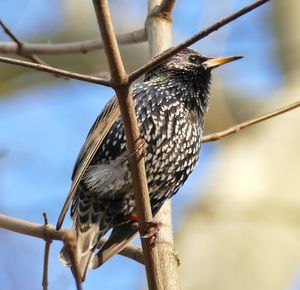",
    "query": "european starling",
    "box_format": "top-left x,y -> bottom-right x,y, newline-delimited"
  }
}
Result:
60,48 -> 241,279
